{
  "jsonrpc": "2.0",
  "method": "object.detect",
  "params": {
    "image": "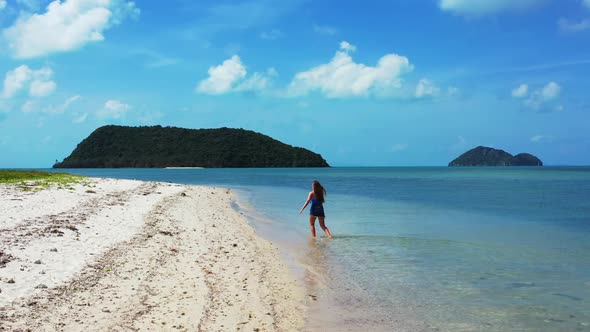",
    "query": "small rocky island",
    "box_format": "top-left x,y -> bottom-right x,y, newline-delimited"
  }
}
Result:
54,125 -> 329,168
449,146 -> 543,166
